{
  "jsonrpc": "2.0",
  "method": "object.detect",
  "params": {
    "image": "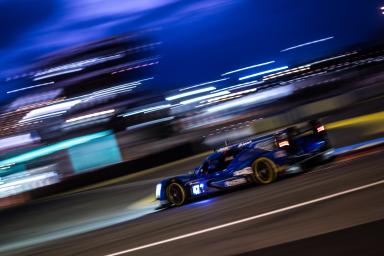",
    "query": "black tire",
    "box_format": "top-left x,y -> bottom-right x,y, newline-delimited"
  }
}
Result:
251,157 -> 278,184
166,182 -> 187,206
